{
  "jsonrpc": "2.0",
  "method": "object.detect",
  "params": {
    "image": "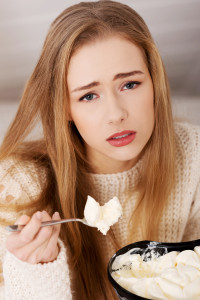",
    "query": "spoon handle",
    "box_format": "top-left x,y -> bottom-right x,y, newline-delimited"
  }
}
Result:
5,218 -> 88,232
